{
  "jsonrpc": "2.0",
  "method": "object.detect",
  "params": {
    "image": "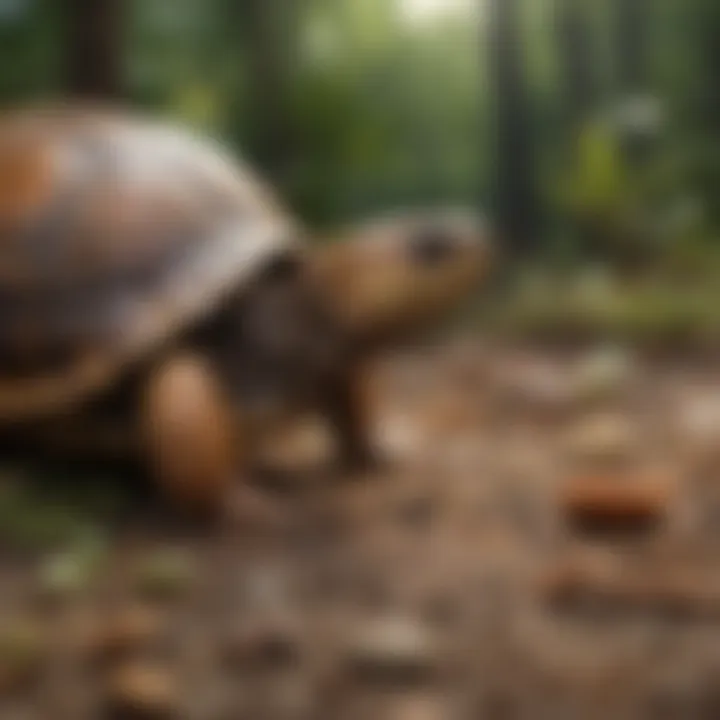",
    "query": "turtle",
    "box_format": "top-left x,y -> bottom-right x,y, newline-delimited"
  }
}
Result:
0,105 -> 492,518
